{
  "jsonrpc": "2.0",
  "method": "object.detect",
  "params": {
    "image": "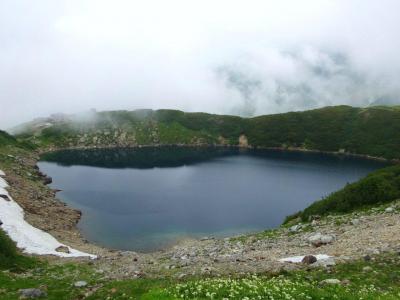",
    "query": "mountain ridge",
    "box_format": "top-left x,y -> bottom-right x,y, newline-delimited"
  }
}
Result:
10,105 -> 400,160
